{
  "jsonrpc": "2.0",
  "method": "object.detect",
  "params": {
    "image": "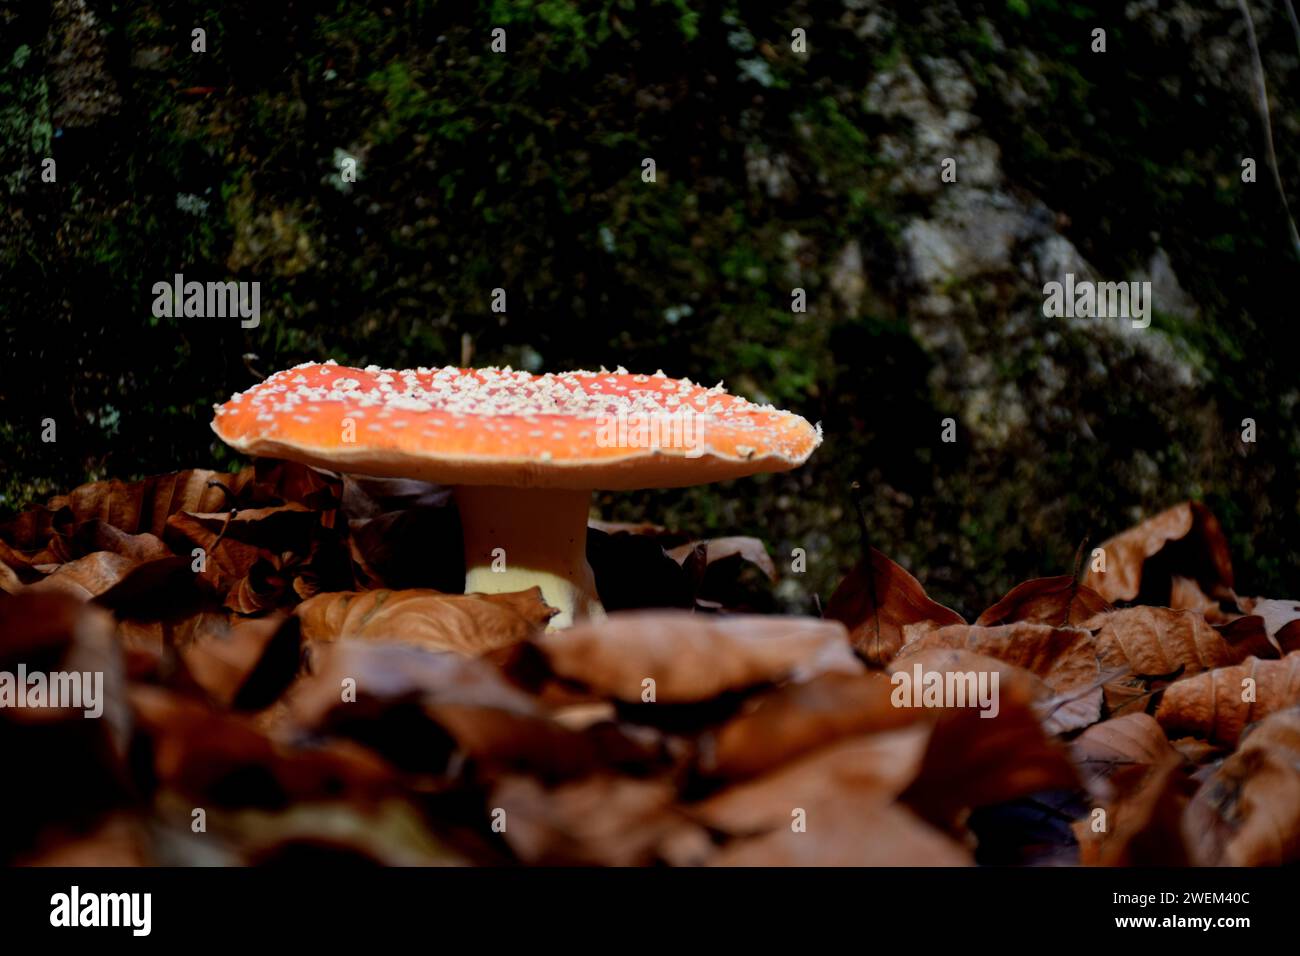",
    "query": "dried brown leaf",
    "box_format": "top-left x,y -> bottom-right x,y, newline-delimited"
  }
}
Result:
891,648 -> 1080,829
26,551 -> 138,600
15,814 -> 152,867
0,592 -> 131,858
666,536 -> 776,580
534,611 -> 860,704
824,547 -> 965,664
491,774 -> 708,866
64,520 -> 171,564
692,727 -> 933,834
710,801 -> 972,866
50,469 -> 251,538
1169,575 -> 1230,622
130,684 -> 397,806
976,575 -> 1112,627
1155,652 -> 1300,746
1073,755 -> 1193,865
1071,713 -> 1181,800
288,641 -> 606,780
177,614 -> 302,710
0,561 -> 23,594
1184,707 -> 1300,865
296,587 -> 553,655
1083,502 -> 1233,604
897,622 -> 1103,734
697,671 -> 913,779
164,512 -> 264,592
1094,606 -> 1252,677
1237,596 -> 1300,655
